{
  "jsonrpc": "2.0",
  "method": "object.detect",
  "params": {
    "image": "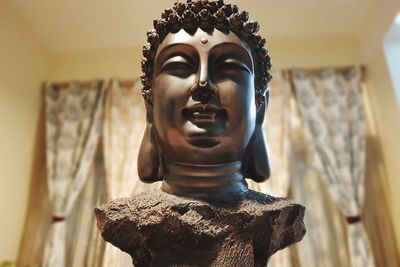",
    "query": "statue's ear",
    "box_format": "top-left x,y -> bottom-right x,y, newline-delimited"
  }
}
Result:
242,88 -> 271,182
137,100 -> 163,183
256,88 -> 269,124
